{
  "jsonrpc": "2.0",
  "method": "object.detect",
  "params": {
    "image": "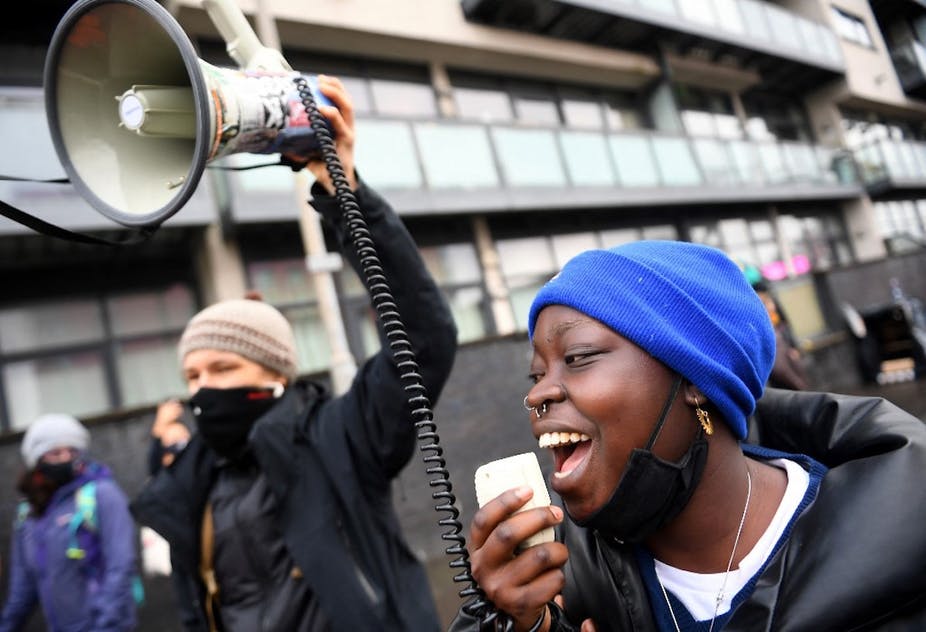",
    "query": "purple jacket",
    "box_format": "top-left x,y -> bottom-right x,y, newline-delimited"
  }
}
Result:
0,462 -> 138,632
